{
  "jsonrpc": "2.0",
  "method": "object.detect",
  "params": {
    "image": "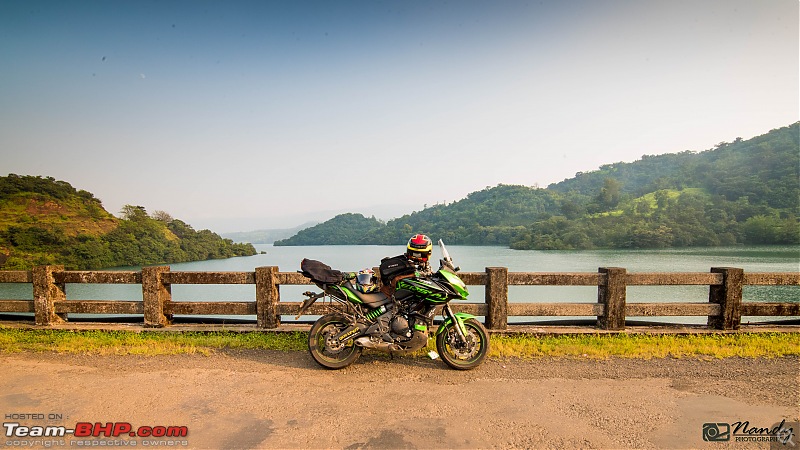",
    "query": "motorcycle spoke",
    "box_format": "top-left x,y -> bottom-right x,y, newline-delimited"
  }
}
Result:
446,328 -> 481,360
435,318 -> 489,370
308,314 -> 363,369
